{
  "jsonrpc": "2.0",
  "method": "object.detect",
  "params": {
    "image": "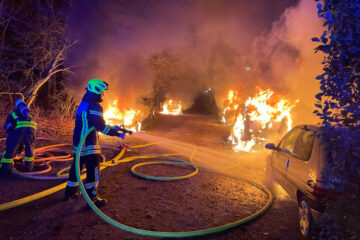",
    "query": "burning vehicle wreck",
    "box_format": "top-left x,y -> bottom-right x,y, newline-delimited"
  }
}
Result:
223,88 -> 298,152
